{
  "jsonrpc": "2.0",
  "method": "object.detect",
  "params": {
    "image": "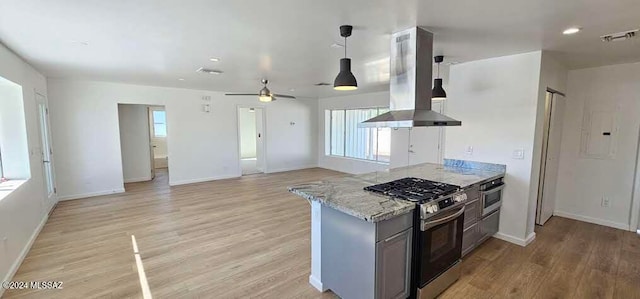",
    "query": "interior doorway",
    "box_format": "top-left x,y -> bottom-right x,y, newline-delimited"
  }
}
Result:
237,107 -> 265,175
148,106 -> 168,177
35,92 -> 57,212
536,90 -> 566,225
117,104 -> 169,187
